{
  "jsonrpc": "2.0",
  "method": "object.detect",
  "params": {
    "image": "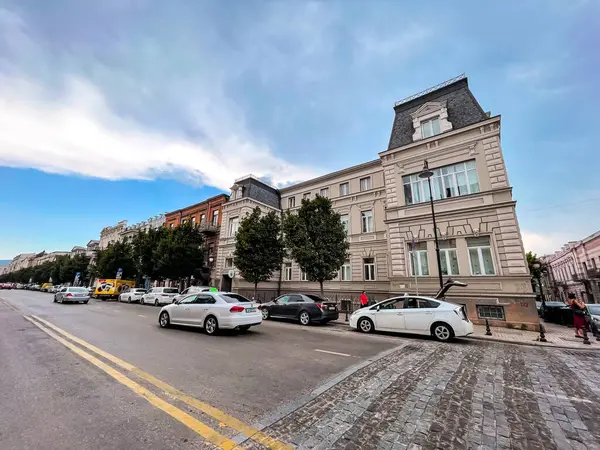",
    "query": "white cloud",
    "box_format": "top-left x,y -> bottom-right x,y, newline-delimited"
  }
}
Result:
354,23 -> 433,63
0,74 -> 320,191
521,230 -> 573,256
